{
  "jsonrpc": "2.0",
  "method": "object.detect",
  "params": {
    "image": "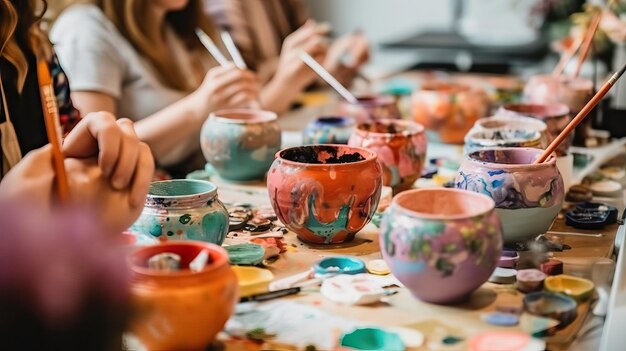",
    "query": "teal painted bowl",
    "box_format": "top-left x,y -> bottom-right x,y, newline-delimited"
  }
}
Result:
201,109 -> 281,181
131,180 -> 229,244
